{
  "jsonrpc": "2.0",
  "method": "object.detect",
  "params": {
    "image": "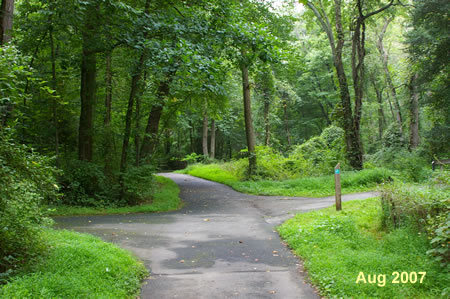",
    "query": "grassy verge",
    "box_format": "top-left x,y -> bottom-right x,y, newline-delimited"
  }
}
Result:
178,164 -> 390,197
48,176 -> 181,216
0,229 -> 147,298
278,198 -> 448,298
